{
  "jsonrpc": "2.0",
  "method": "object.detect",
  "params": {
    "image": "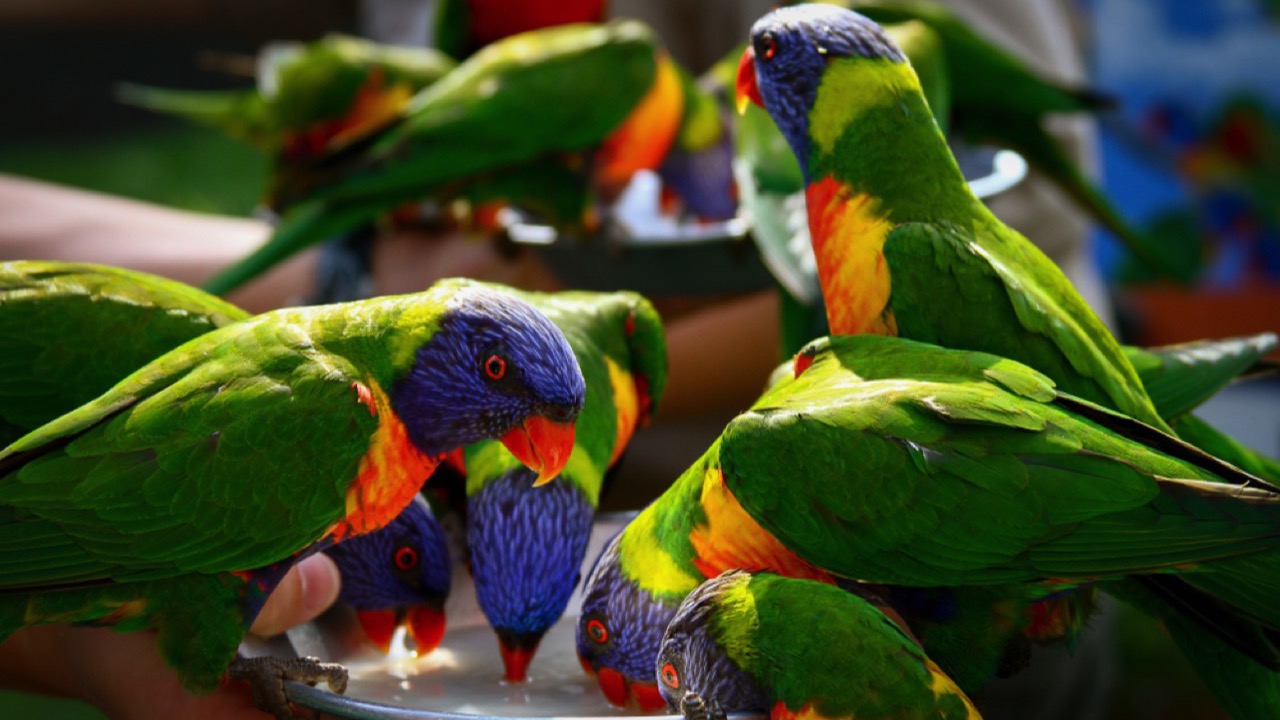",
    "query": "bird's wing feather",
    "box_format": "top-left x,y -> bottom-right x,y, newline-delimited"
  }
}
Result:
0,318 -> 379,588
